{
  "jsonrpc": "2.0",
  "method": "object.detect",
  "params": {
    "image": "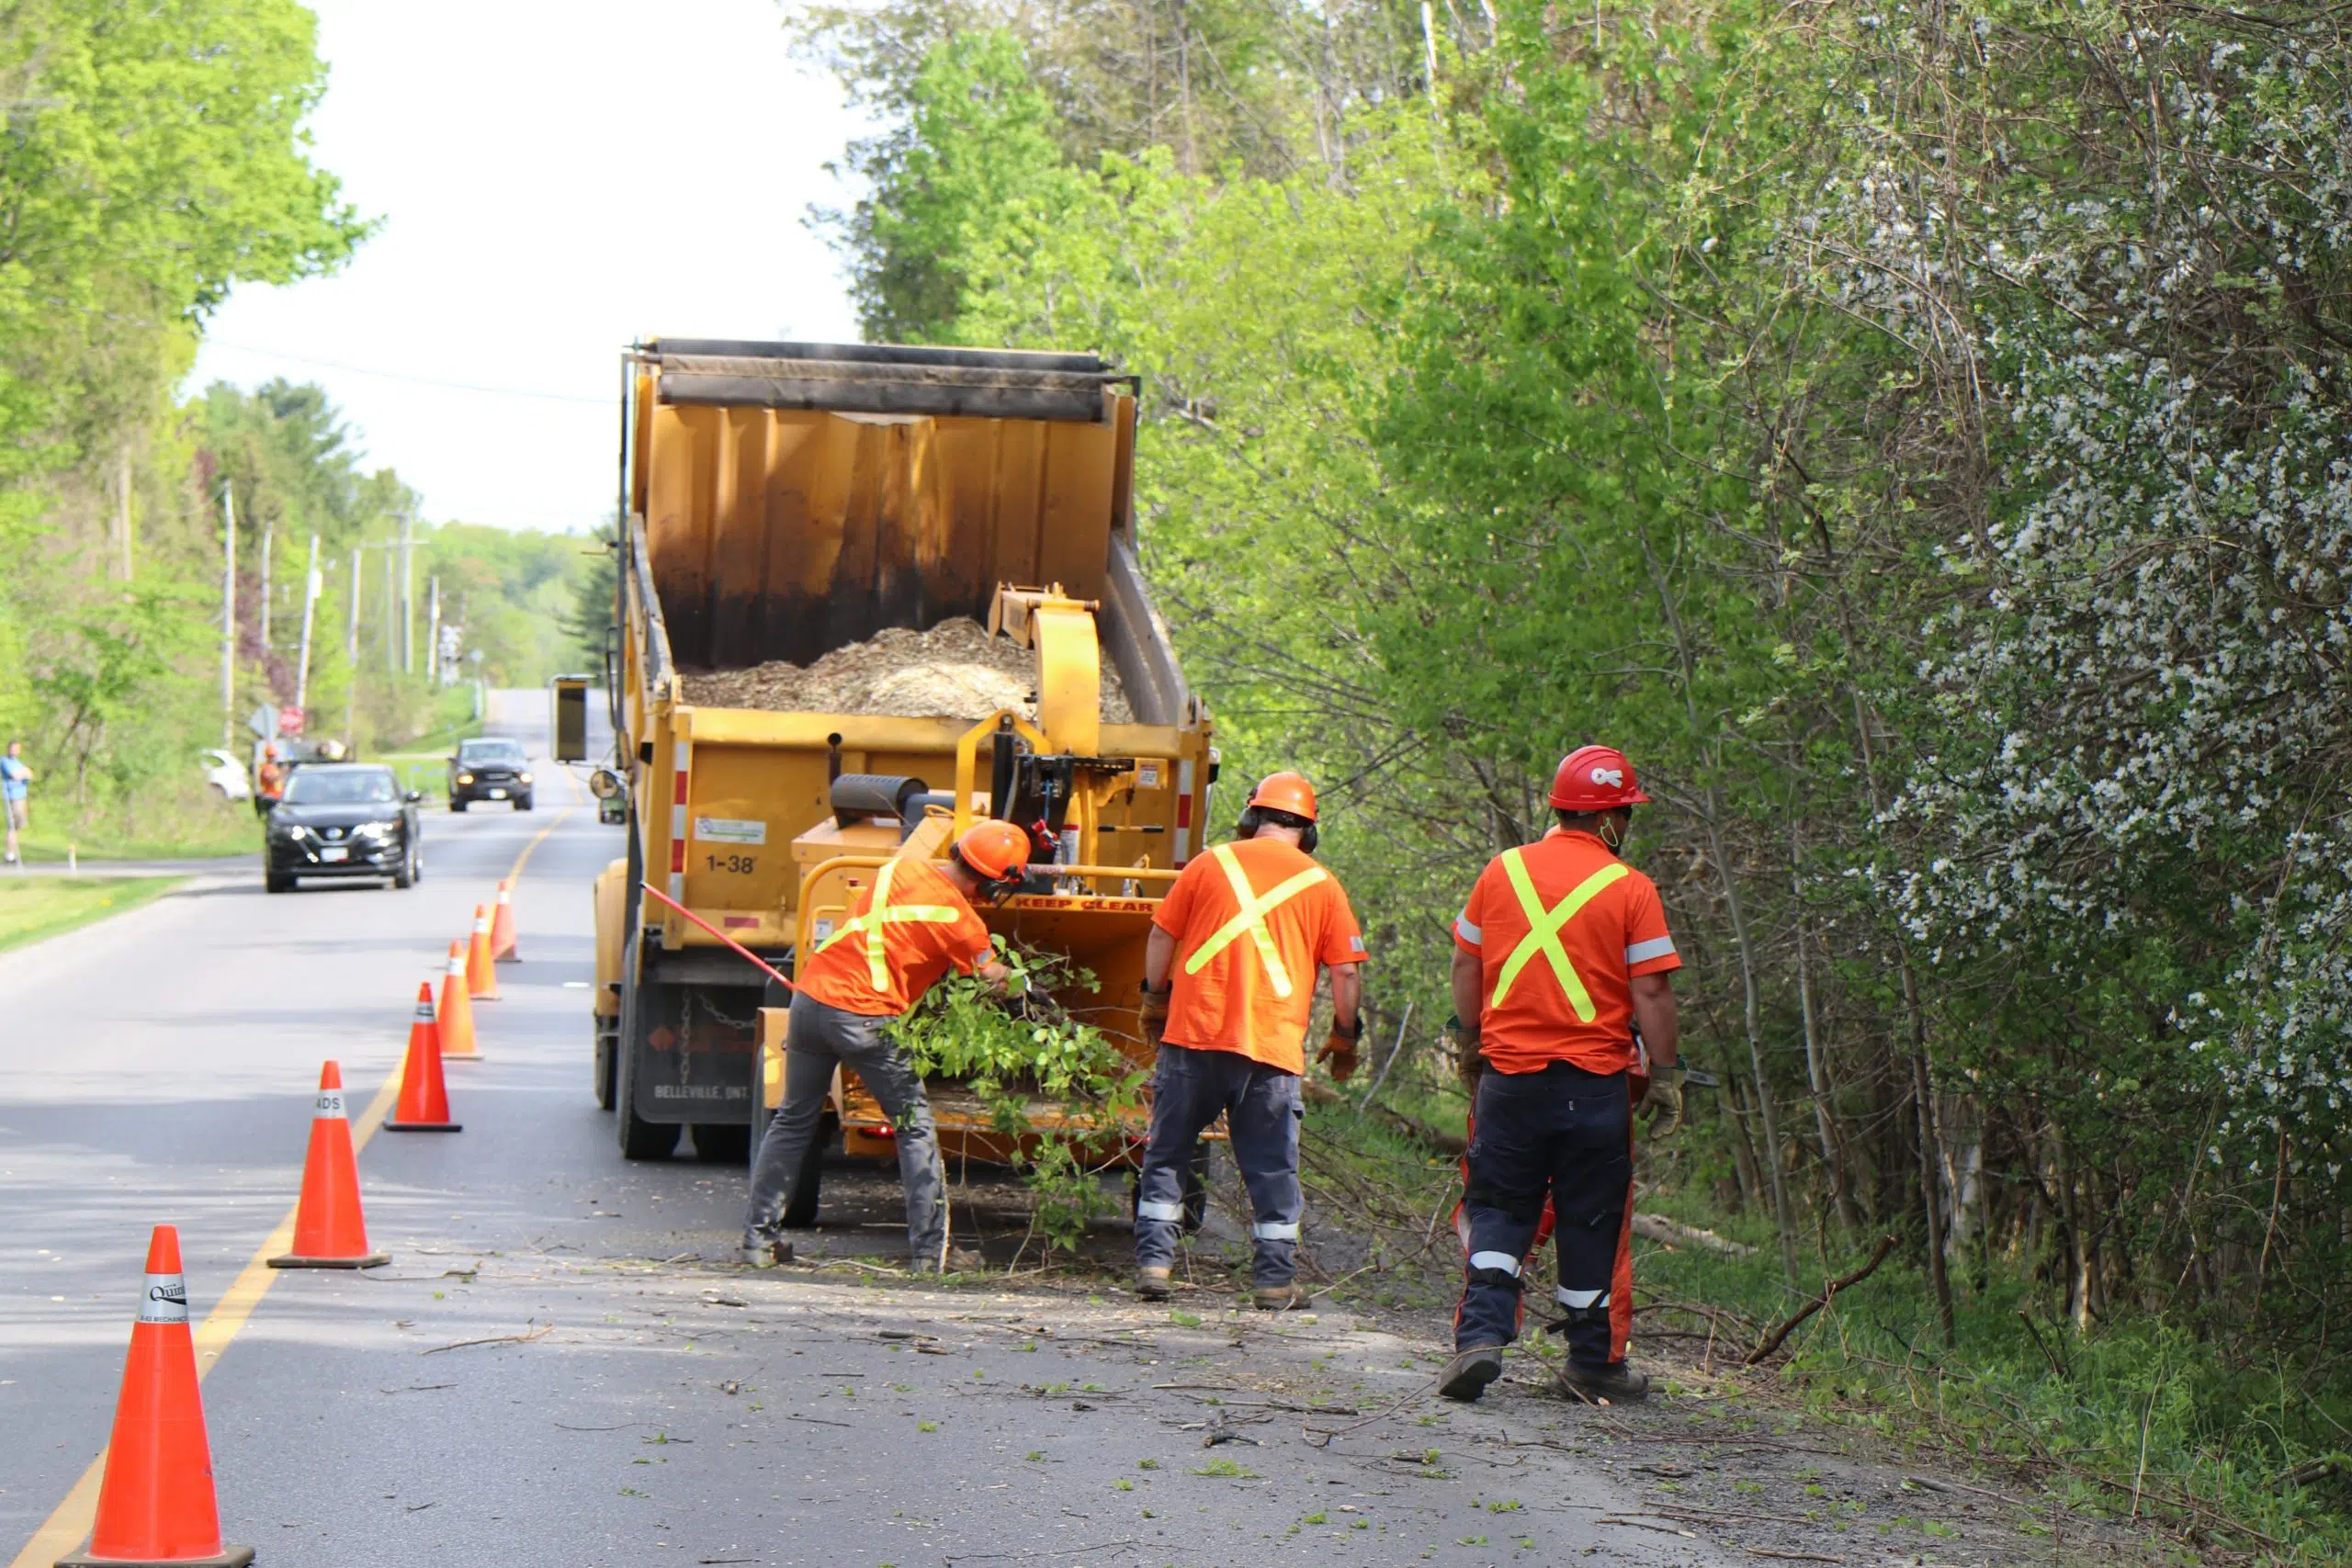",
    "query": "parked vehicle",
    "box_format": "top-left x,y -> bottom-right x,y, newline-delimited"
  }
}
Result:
447,737 -> 533,811
201,749 -> 251,802
263,763 -> 424,893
